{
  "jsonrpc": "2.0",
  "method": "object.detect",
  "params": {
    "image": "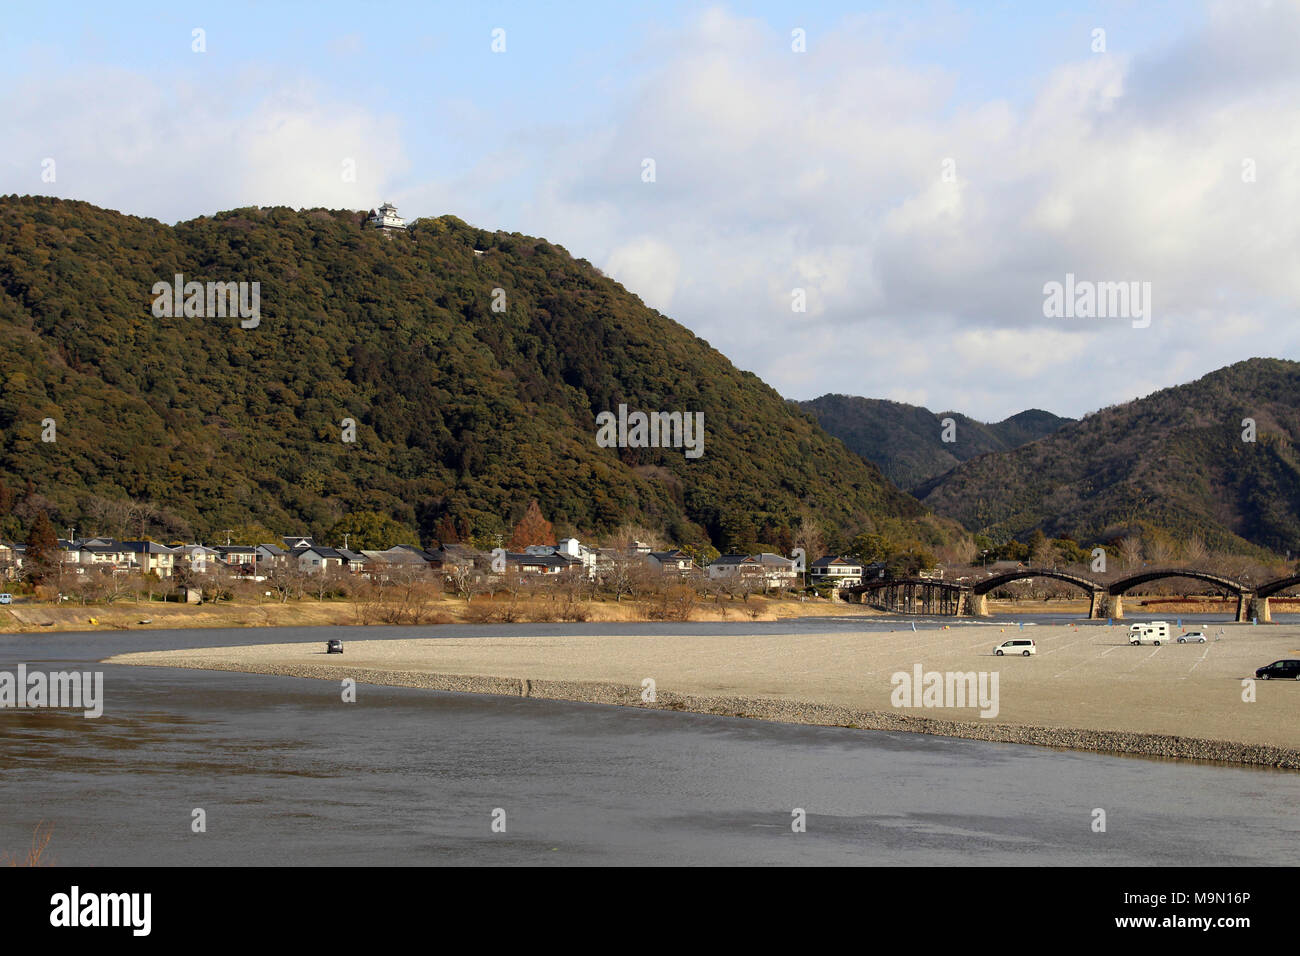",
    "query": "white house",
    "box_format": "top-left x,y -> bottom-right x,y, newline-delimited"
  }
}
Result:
809,556 -> 863,589
118,541 -> 178,577
707,553 -> 798,589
